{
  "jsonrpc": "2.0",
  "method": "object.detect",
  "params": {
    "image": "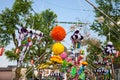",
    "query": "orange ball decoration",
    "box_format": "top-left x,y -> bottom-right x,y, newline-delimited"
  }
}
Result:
51,26 -> 66,41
